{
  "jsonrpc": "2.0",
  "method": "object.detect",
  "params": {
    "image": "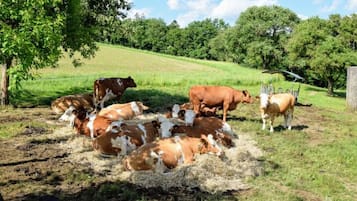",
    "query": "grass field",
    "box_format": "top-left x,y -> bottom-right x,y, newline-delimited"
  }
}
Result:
1,43 -> 356,200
